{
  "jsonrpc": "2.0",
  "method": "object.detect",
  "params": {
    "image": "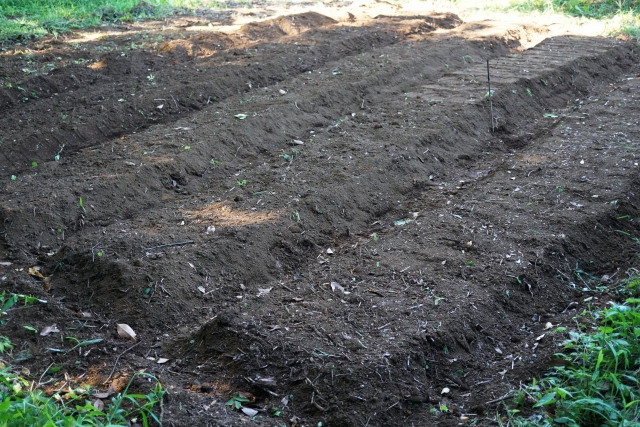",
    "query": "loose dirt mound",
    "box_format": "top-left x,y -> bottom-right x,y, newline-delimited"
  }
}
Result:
1,6 -> 639,427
